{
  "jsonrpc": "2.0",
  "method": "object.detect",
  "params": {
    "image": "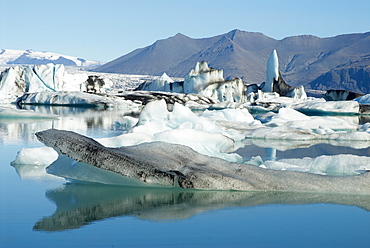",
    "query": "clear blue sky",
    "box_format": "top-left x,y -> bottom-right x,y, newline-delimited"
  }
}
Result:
1,0 -> 369,62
